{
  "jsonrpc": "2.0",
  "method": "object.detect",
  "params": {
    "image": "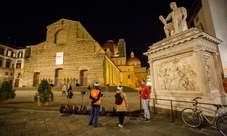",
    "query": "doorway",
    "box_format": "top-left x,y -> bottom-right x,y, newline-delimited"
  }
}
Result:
55,68 -> 63,86
14,79 -> 19,87
33,72 -> 40,87
80,70 -> 88,86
